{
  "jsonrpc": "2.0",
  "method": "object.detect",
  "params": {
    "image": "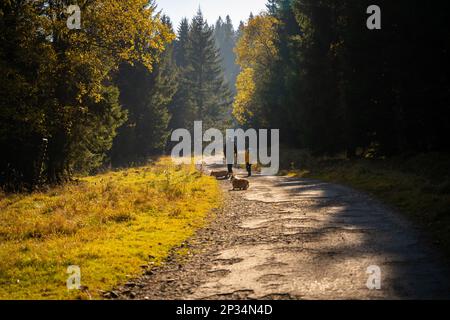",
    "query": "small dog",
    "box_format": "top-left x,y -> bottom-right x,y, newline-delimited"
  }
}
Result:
210,170 -> 230,179
230,175 -> 250,191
